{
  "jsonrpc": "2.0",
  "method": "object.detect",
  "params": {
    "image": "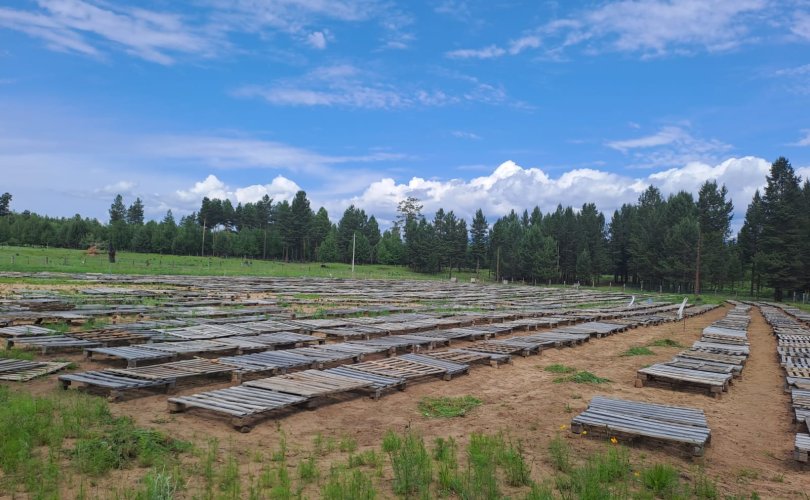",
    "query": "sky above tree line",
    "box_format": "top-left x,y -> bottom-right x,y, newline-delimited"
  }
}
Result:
1,0 -> 809,229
